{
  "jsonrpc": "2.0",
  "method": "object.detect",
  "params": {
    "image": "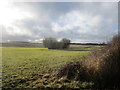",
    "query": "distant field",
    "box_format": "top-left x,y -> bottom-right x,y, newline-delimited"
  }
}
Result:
2,47 -> 91,88
2,43 -> 44,48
